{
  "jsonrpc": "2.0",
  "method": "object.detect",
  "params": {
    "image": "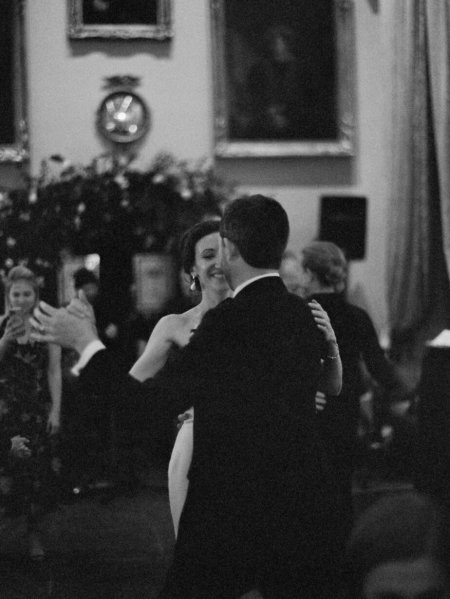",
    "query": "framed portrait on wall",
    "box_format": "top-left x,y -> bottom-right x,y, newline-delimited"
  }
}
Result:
0,0 -> 28,163
210,0 -> 356,157
133,253 -> 177,315
68,0 -> 172,40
